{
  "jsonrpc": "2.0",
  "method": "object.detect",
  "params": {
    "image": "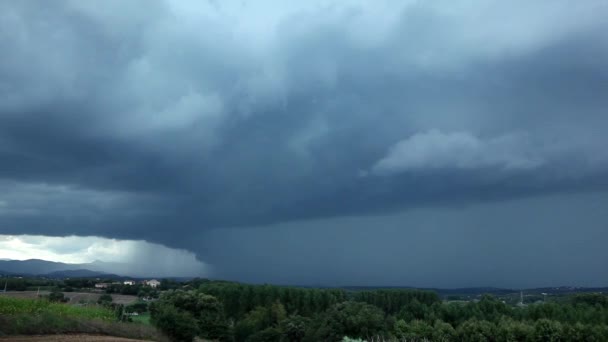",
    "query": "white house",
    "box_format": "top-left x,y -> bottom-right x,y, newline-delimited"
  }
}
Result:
145,279 -> 161,288
123,280 -> 136,286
